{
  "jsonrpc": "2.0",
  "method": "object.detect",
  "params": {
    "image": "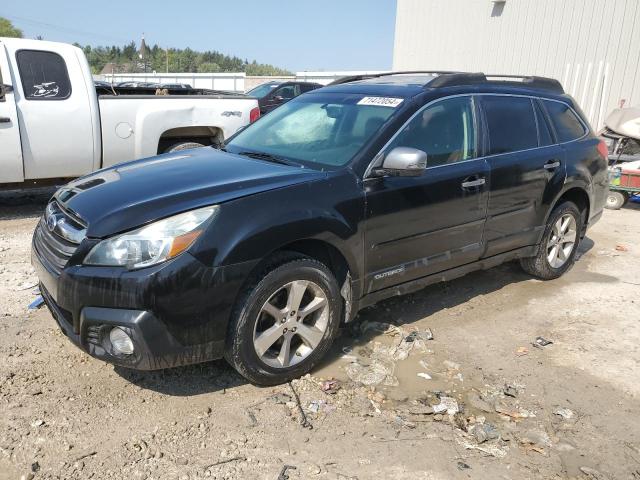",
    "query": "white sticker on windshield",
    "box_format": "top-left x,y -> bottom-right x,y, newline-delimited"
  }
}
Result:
357,96 -> 404,108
